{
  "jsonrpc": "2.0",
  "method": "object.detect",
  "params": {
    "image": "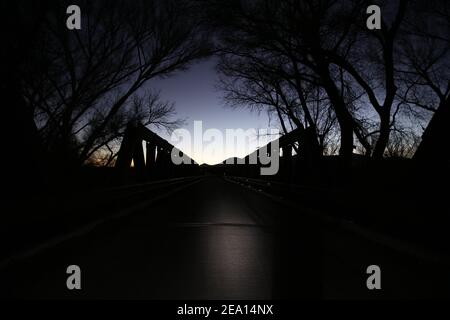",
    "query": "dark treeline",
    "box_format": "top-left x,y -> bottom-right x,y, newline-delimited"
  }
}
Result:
3,1 -> 211,182
1,0 -> 449,192
208,0 -> 449,165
